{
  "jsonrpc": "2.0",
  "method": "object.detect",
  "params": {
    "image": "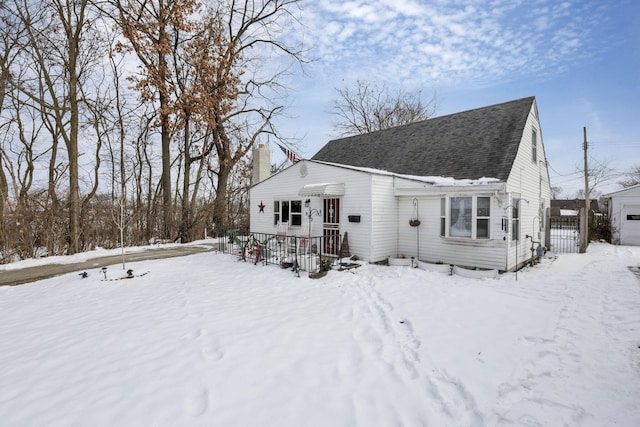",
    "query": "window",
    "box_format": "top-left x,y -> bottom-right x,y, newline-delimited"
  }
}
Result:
532,129 -> 537,163
291,200 -> 302,225
476,197 -> 490,238
440,198 -> 446,237
274,199 -> 302,226
450,197 -> 472,237
512,198 -> 520,241
443,196 -> 492,239
282,201 -> 290,224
